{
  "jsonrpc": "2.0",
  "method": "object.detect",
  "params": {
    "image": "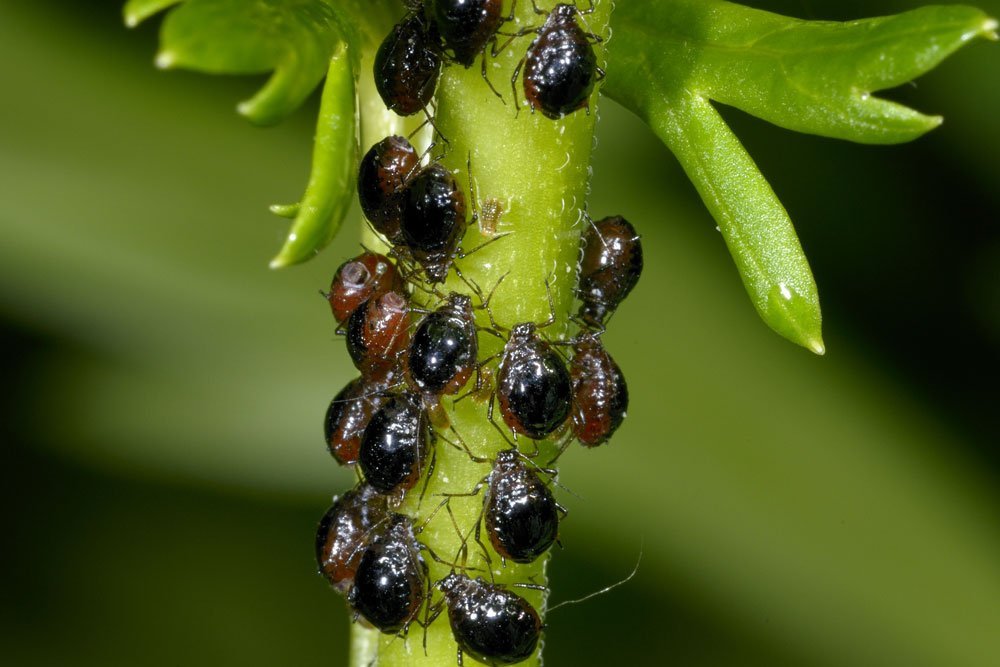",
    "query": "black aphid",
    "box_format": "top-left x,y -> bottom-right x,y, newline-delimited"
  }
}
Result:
437,573 -> 542,666
349,514 -> 428,635
495,322 -> 572,440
